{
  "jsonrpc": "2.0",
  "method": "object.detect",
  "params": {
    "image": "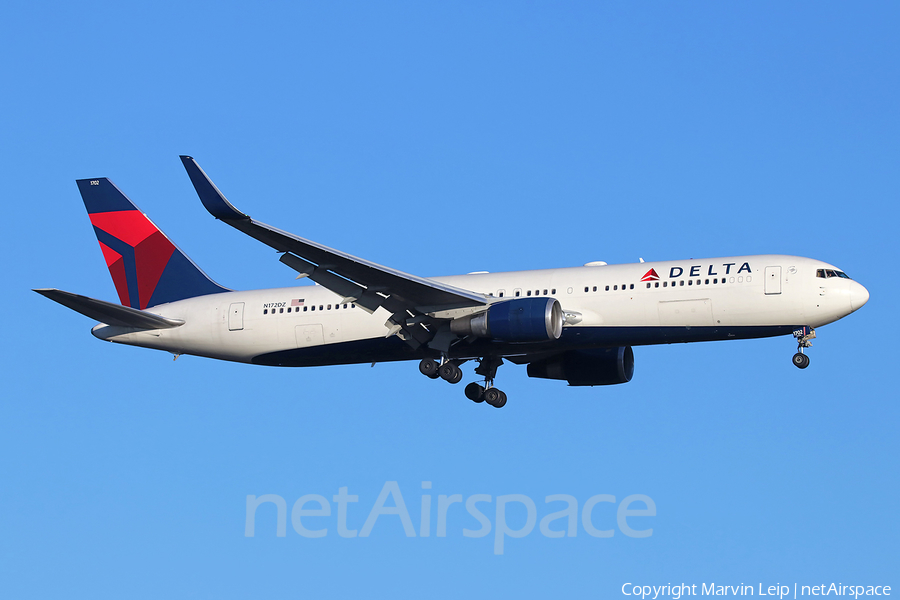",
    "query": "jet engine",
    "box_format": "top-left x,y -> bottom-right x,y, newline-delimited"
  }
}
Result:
526,346 -> 634,386
450,297 -> 564,343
